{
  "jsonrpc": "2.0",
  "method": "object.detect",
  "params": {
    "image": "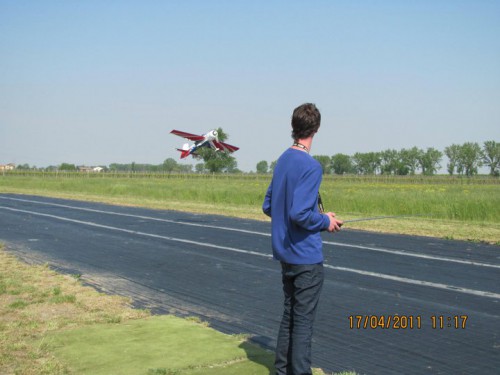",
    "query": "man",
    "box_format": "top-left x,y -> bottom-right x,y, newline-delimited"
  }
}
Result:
262,103 -> 342,375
